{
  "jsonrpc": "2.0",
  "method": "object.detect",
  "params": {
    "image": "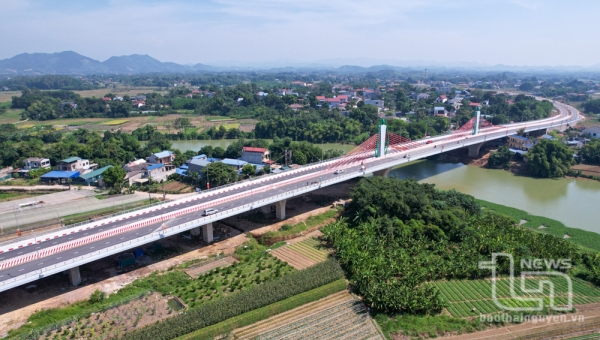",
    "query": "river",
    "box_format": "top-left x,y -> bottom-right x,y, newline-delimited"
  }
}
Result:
389,160 -> 600,234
